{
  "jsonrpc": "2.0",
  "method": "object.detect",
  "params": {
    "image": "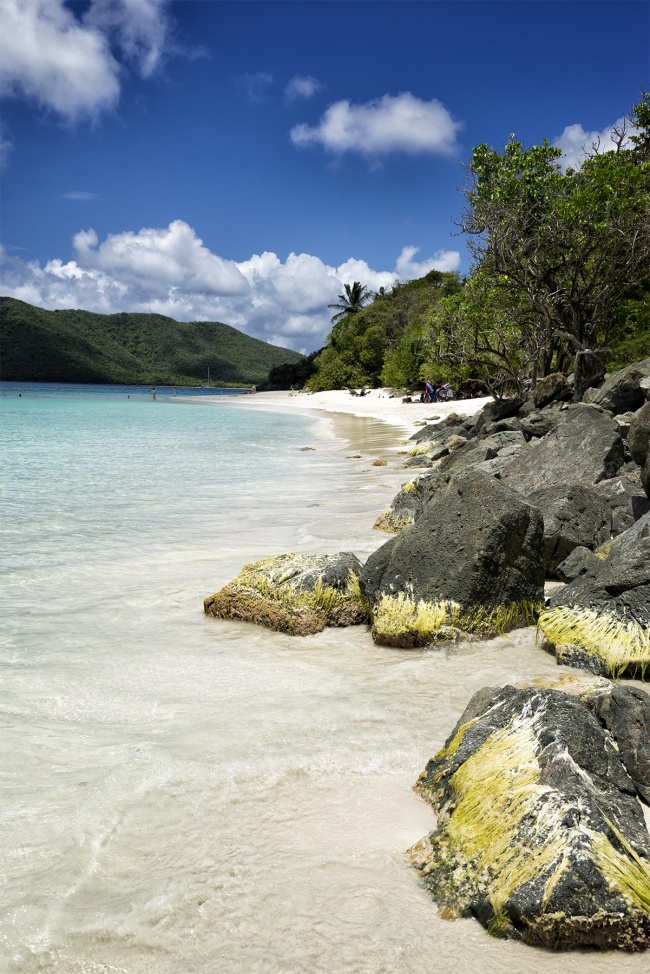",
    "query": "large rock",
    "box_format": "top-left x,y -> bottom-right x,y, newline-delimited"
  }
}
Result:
539,537 -> 650,677
408,684 -> 650,949
526,484 -> 612,576
499,405 -> 625,494
556,545 -> 602,583
629,401 -> 650,467
374,438 -> 507,533
593,686 -> 650,805
361,470 -> 544,646
519,404 -> 566,440
587,358 -> 650,415
594,476 -> 650,535
204,551 -> 368,635
533,372 -> 572,408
